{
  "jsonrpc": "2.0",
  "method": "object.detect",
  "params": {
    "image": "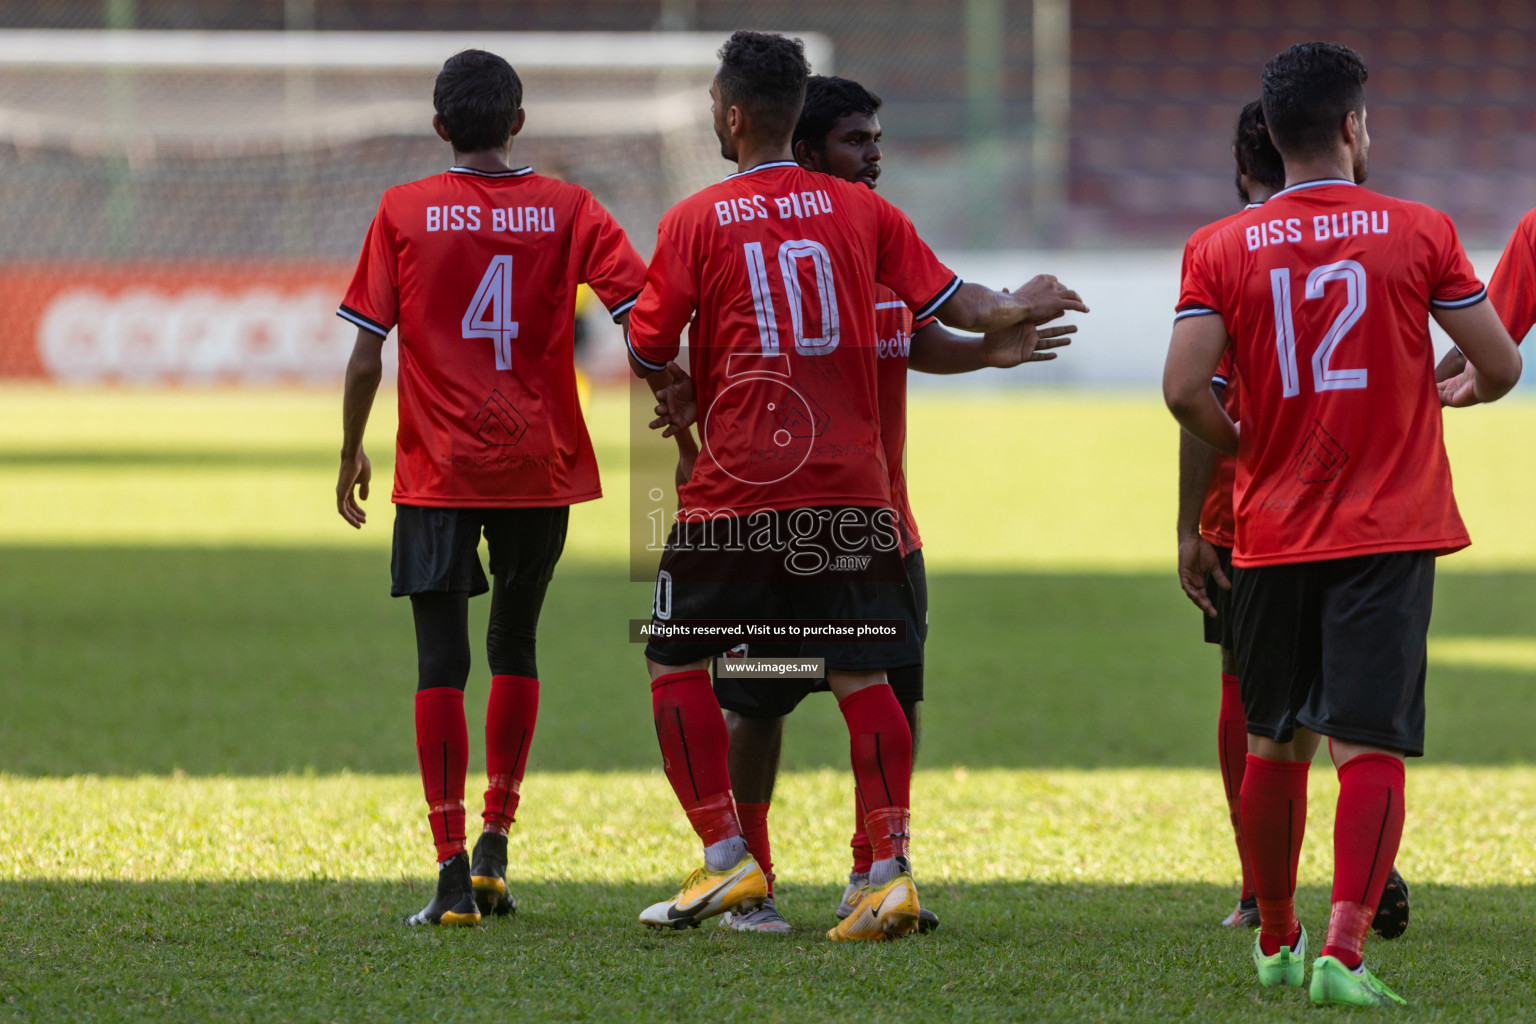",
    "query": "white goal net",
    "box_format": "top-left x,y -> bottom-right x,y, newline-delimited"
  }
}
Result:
0,30 -> 833,385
